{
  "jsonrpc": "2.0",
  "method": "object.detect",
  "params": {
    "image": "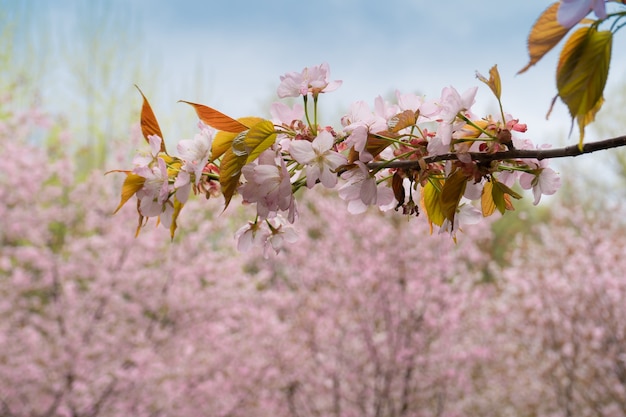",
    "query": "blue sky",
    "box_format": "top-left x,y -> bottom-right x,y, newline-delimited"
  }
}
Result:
7,0 -> 626,149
